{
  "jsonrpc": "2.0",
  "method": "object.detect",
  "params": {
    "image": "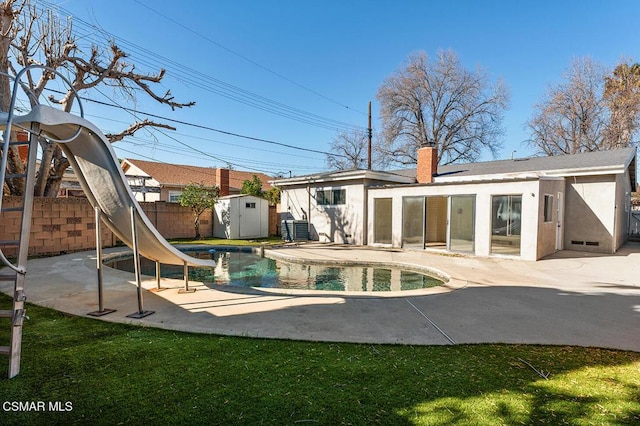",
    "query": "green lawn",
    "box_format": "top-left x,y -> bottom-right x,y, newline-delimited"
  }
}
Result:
0,295 -> 638,424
